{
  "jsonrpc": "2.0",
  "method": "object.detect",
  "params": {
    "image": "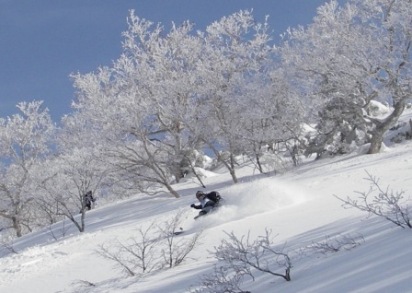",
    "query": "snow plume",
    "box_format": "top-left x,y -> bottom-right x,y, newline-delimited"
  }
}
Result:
207,177 -> 308,223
